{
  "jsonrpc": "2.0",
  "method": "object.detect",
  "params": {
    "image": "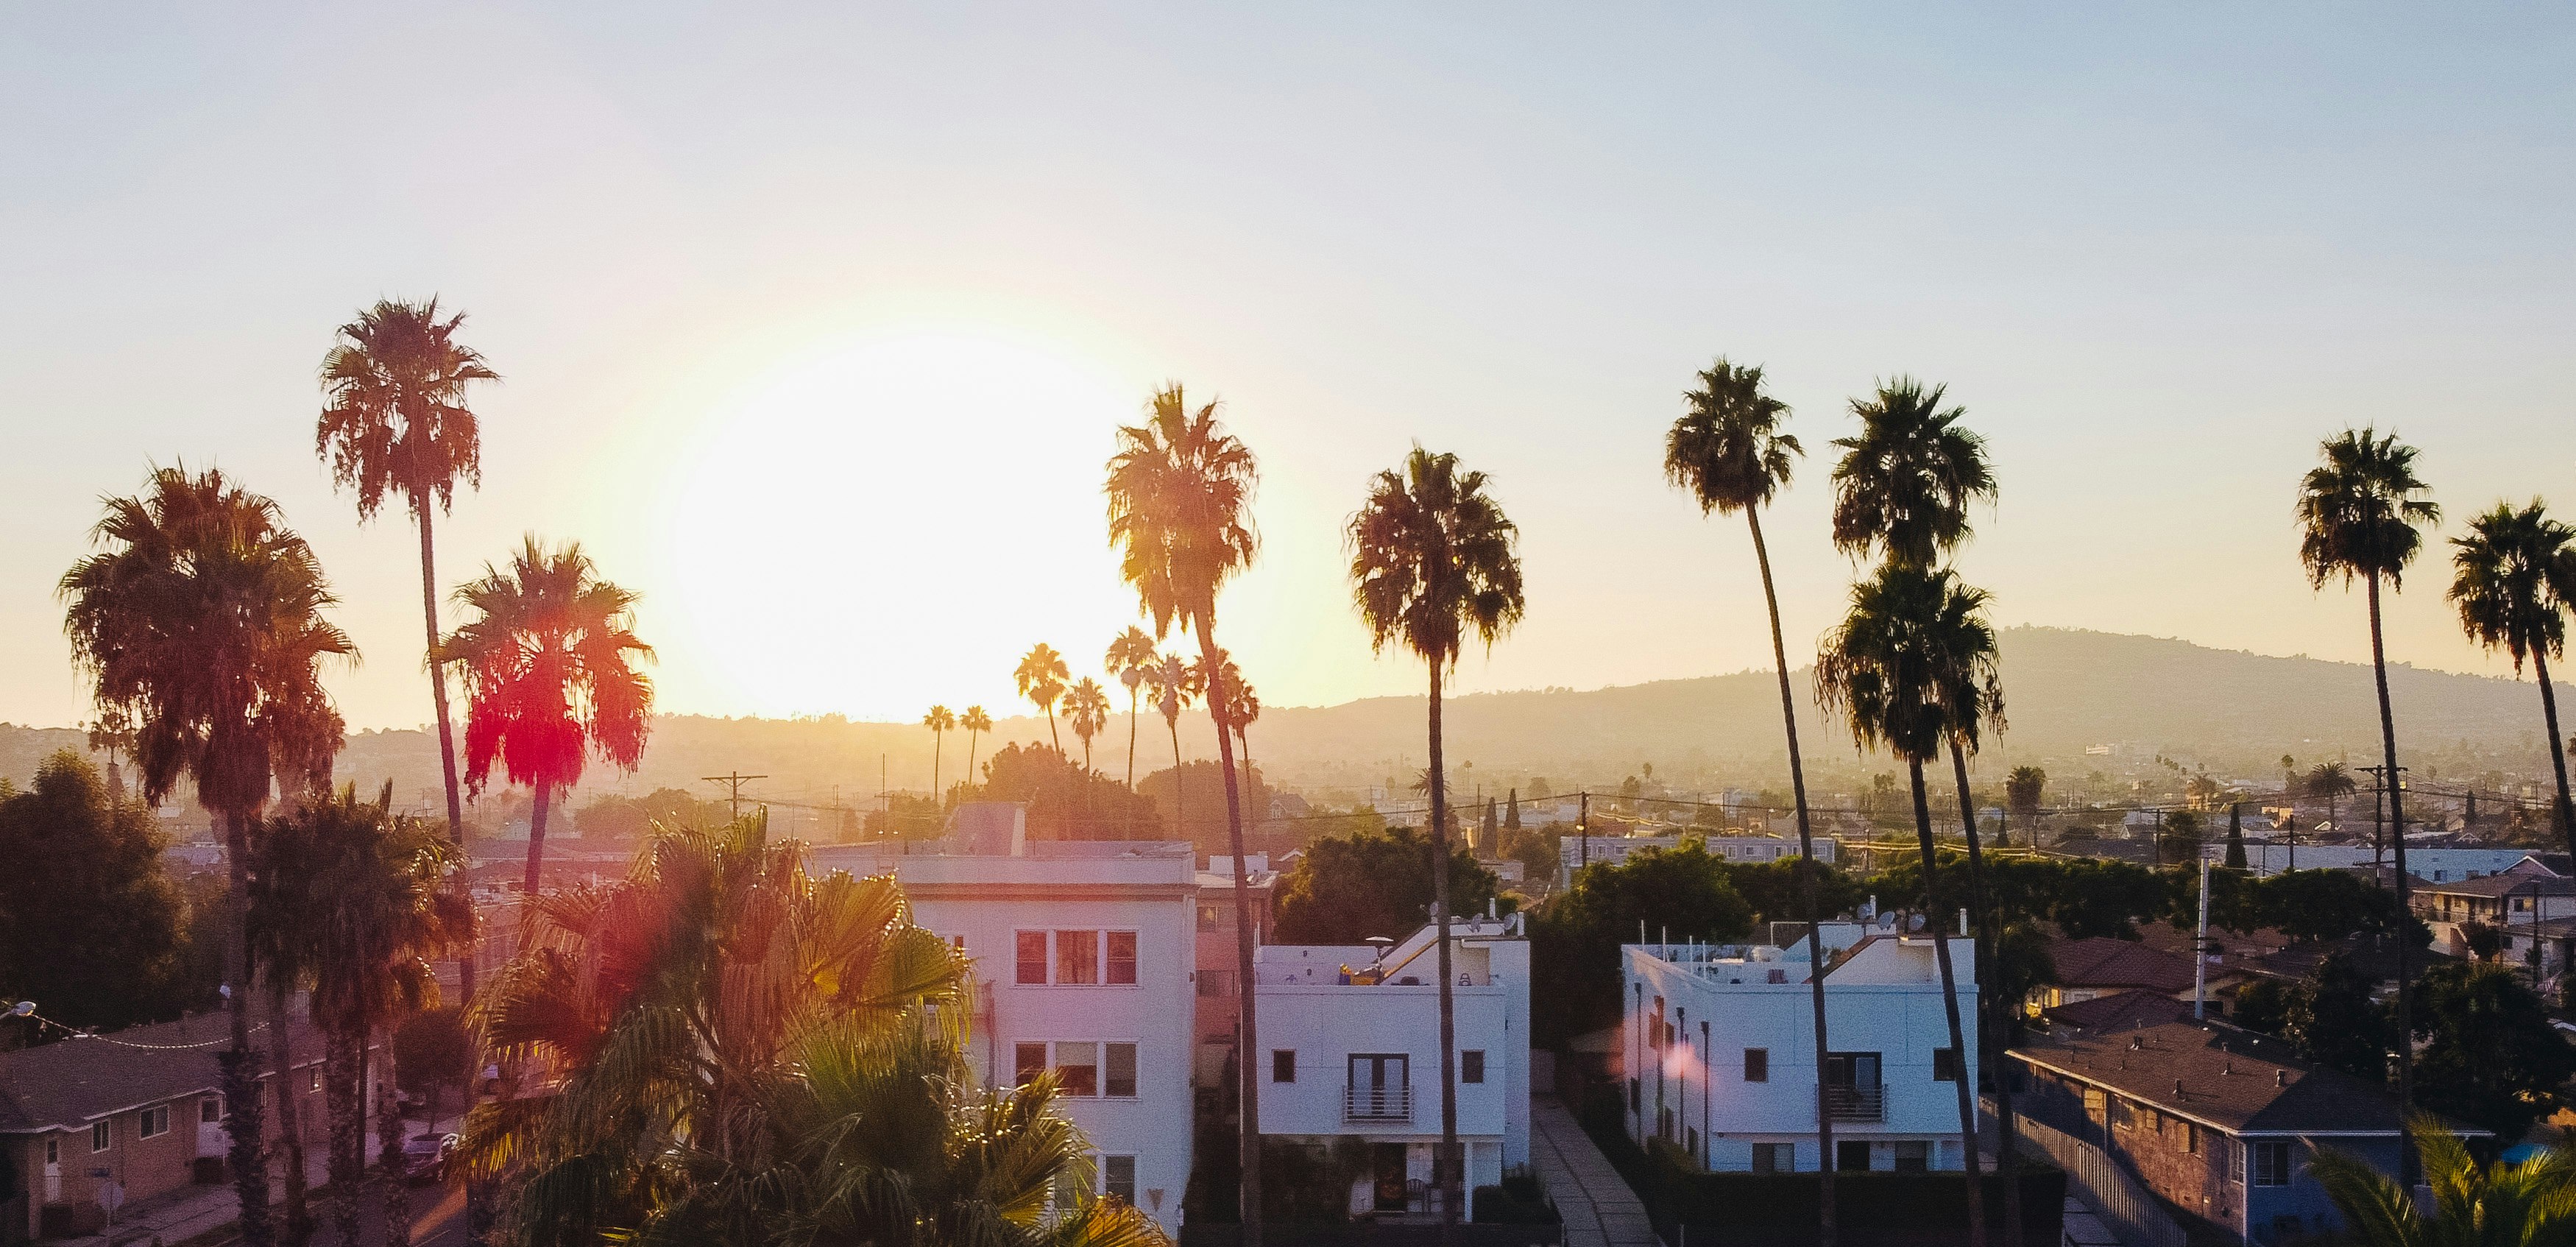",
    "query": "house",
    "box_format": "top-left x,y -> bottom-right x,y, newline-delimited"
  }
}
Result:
1621,934 -> 1978,1174
1194,855 -> 1281,1089
1558,833 -> 1836,889
812,806 -> 1197,1234
2040,989 -> 2195,1032
0,1007 -> 361,1243
2201,843 -> 2539,880
2010,1020 -> 2483,1244
2236,935 -> 2456,1002
1252,915 -> 1529,1218
2030,937 -> 2198,1014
